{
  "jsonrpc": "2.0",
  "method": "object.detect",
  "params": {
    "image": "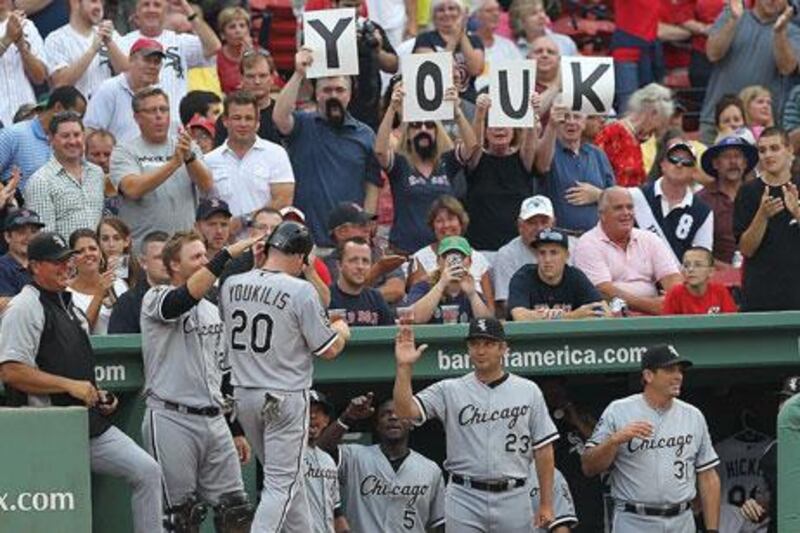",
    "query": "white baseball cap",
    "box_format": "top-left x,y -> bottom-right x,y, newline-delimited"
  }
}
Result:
519,195 -> 554,220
